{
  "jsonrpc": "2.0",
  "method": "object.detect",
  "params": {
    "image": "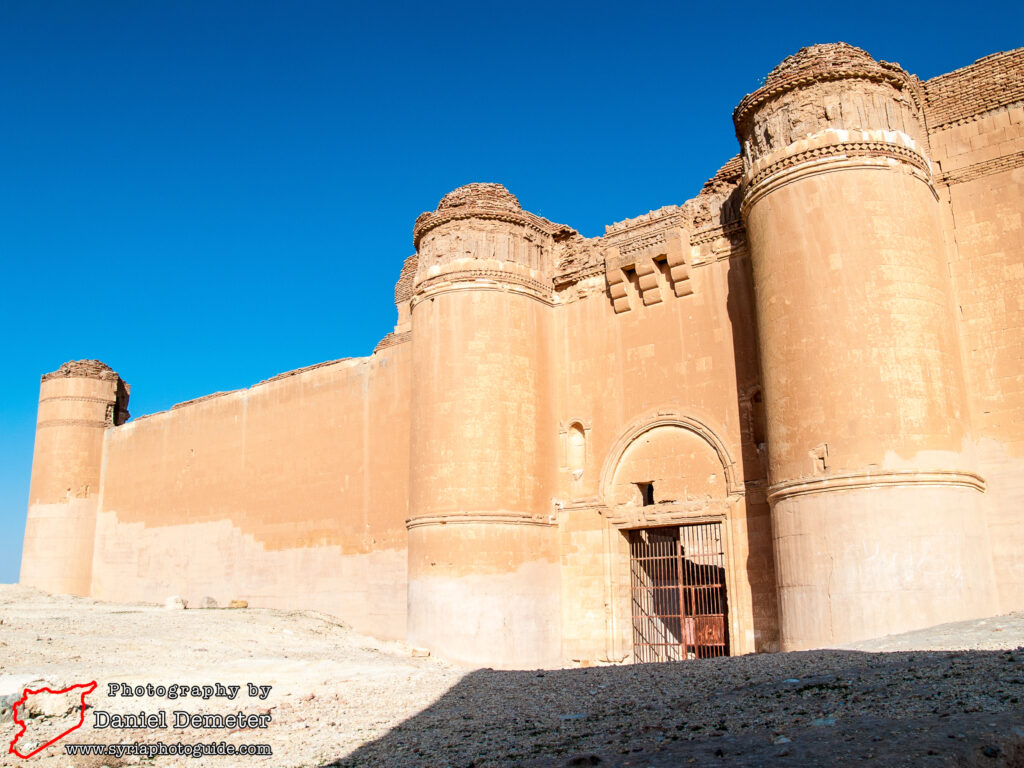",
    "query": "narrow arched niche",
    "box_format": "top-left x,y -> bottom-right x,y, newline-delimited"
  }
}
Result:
567,422 -> 586,475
